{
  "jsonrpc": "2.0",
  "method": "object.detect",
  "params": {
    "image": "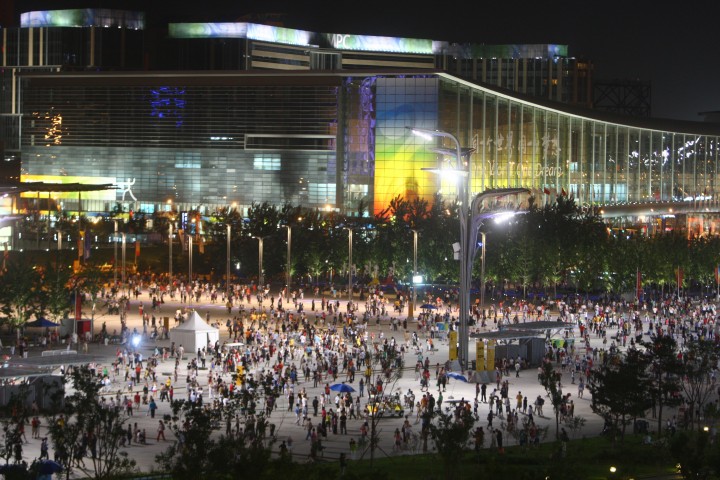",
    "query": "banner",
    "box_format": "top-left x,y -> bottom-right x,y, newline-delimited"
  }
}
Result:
75,290 -> 82,321
448,331 -> 457,361
676,267 -> 684,288
84,233 -> 91,260
77,230 -> 85,259
476,341 -> 485,371
135,240 -> 140,258
178,229 -> 186,250
486,339 -> 496,371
